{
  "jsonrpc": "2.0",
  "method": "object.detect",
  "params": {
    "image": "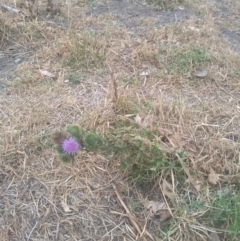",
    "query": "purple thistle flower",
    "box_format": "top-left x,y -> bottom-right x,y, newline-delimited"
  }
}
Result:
62,137 -> 80,155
